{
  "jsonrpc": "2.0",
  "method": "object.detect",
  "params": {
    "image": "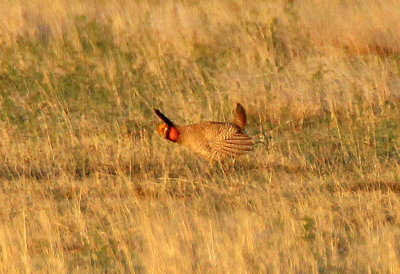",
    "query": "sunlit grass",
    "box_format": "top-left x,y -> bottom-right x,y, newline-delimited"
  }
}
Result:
0,0 -> 399,272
